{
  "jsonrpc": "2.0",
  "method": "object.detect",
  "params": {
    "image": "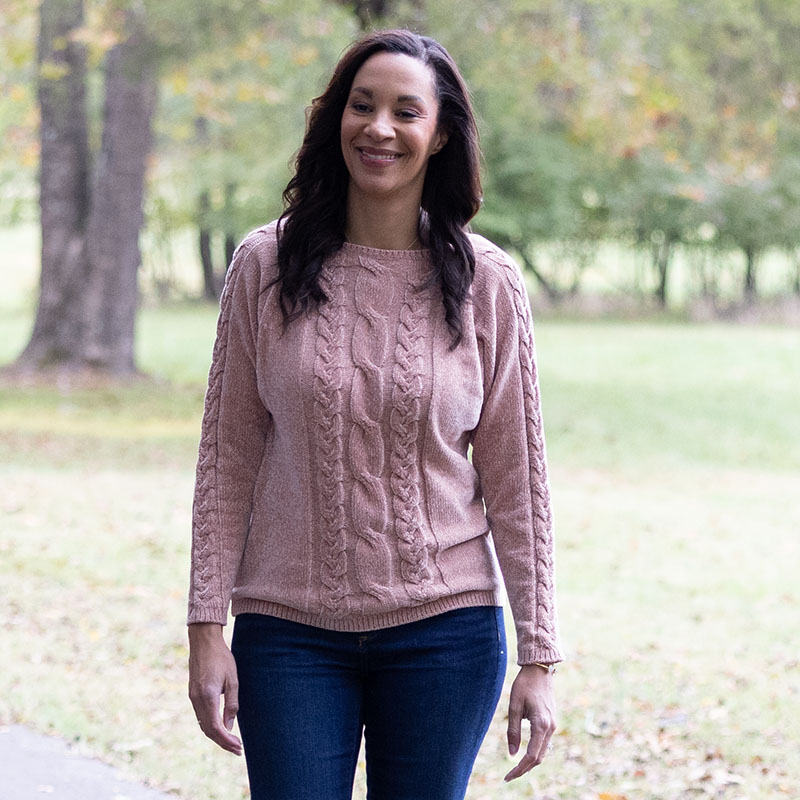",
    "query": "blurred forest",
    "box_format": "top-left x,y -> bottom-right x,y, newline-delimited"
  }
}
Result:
2,0 -> 800,372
